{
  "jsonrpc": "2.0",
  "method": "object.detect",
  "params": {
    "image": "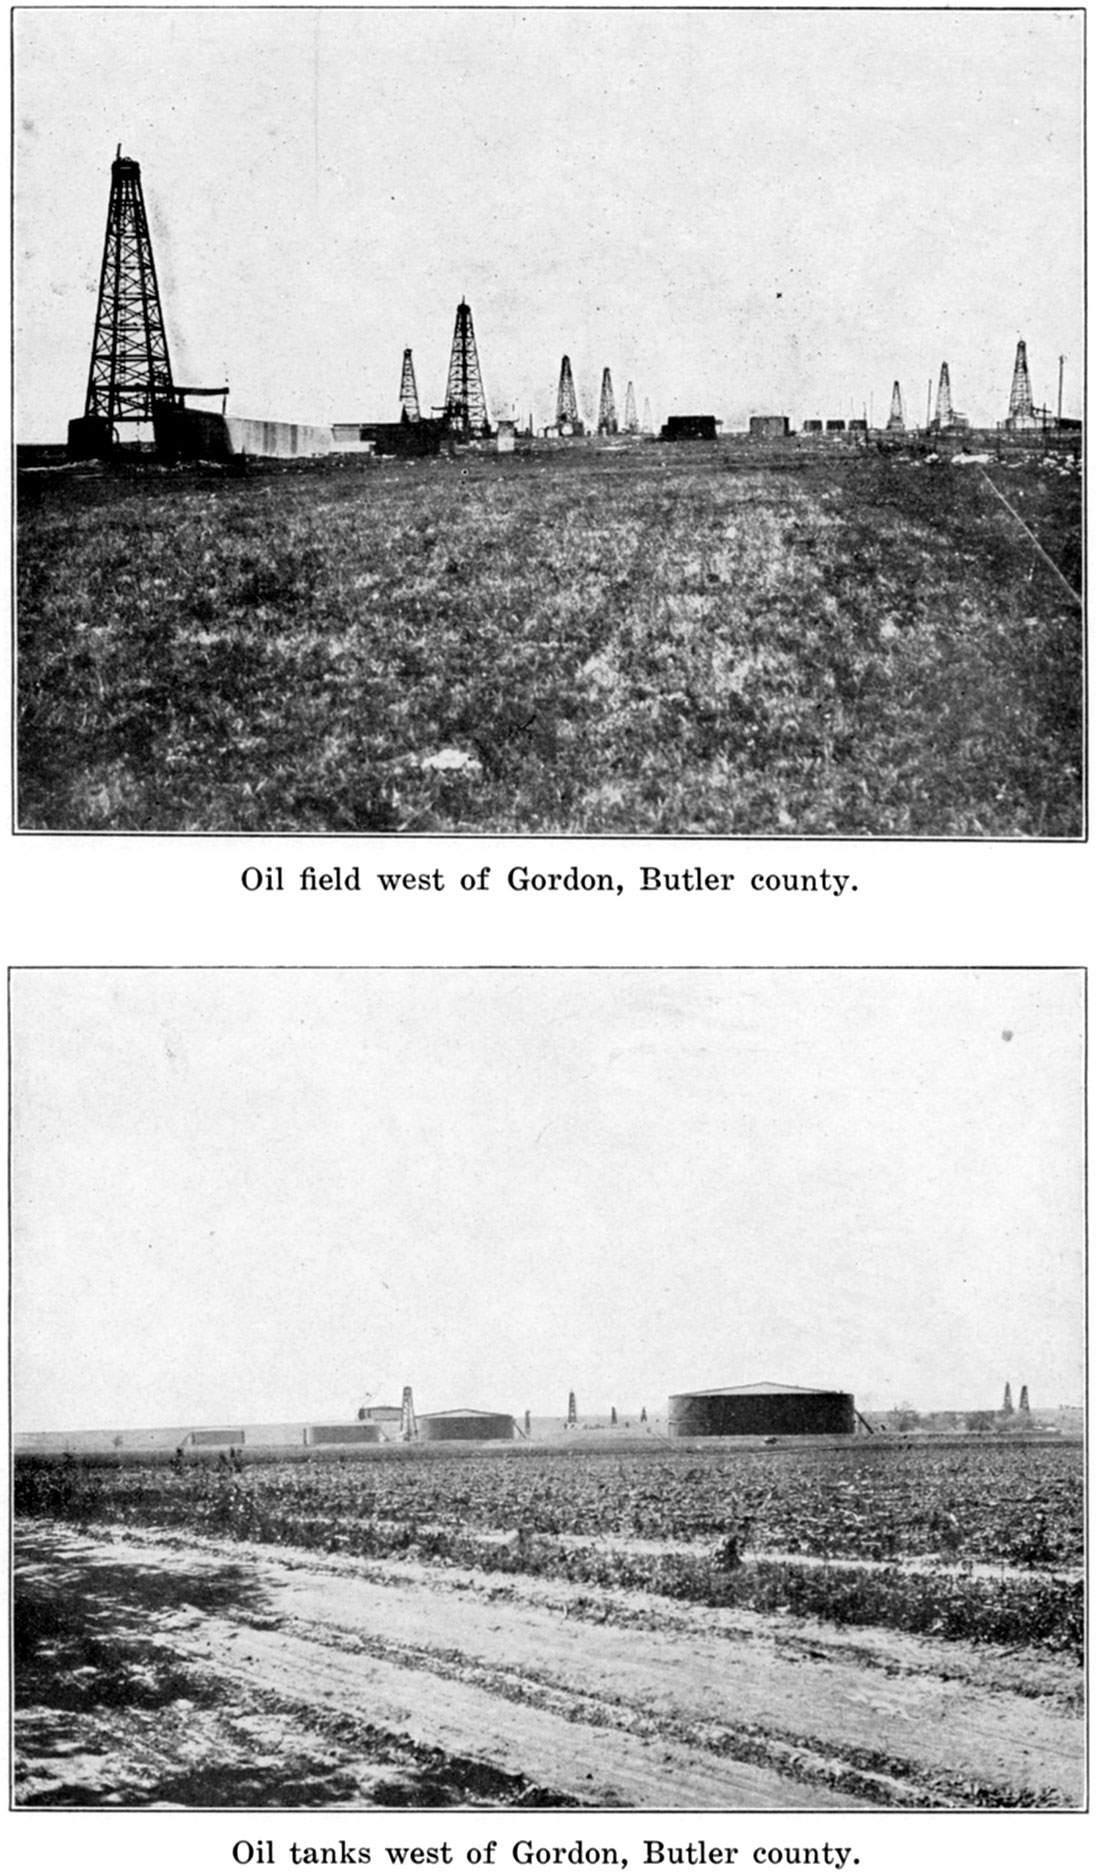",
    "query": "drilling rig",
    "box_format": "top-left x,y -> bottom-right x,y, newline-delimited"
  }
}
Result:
68,147 -> 226,460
